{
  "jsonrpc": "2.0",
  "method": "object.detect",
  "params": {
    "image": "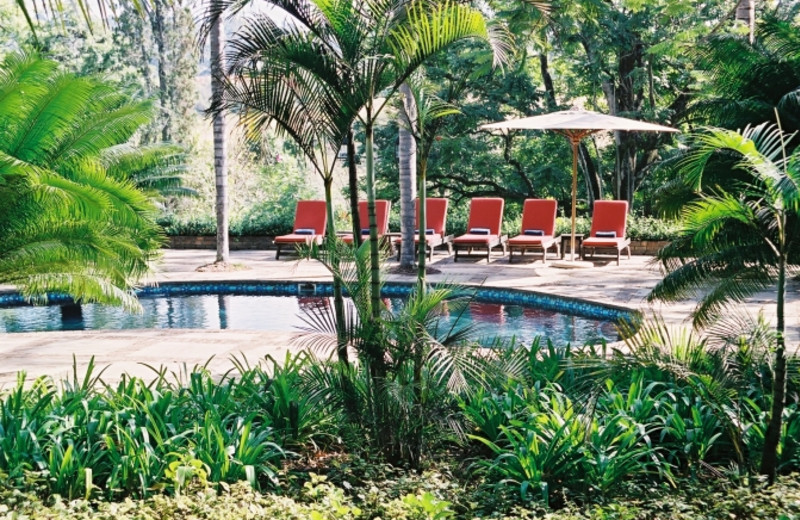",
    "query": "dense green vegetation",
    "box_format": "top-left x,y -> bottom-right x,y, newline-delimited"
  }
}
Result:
1,327 -> 798,516
1,0 -> 799,516
159,210 -> 682,242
